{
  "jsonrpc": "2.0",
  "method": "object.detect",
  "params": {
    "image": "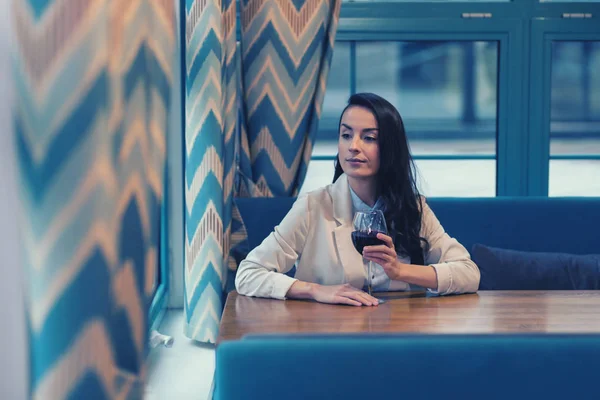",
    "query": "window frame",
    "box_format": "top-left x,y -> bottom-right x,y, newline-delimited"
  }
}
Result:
317,0 -> 600,196
529,17 -> 600,195
333,17 -> 525,196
